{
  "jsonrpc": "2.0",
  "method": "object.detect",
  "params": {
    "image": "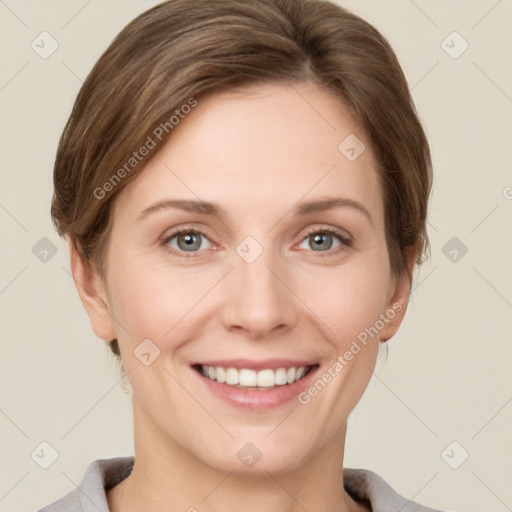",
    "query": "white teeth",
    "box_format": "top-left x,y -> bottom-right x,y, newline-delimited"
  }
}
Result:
216,366 -> 226,383
199,365 -> 311,389
225,367 -> 238,385
239,369 -> 257,387
274,368 -> 288,385
257,369 -> 275,387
